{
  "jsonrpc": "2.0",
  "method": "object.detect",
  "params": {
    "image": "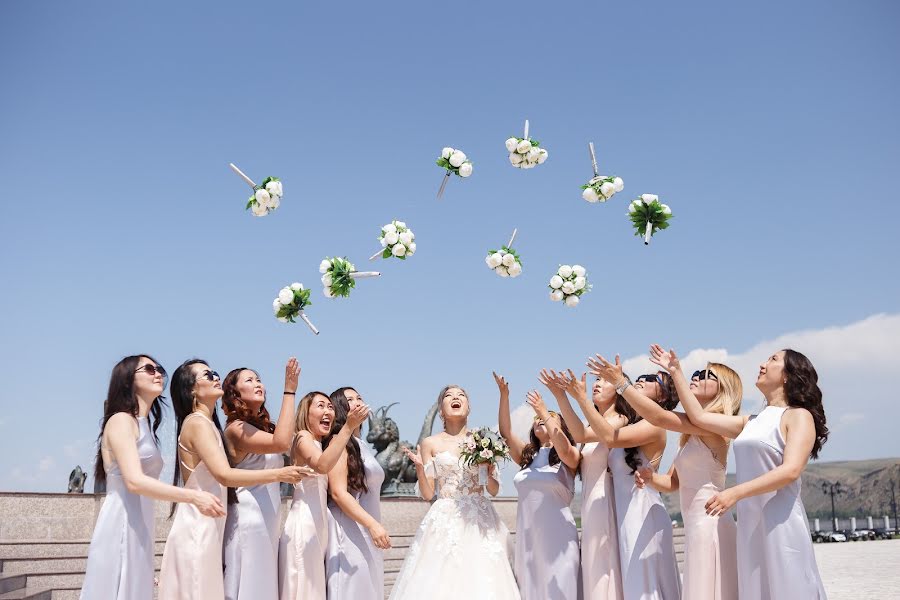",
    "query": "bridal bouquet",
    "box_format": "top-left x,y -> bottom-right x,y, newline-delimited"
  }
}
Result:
435,147 -> 472,199
372,220 -> 416,260
582,175 -> 624,203
549,264 -> 590,307
485,228 -> 522,278
459,427 -> 510,485
628,194 -> 673,245
505,119 -> 548,169
320,257 -> 380,298
229,163 -> 283,217
273,283 -> 318,335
